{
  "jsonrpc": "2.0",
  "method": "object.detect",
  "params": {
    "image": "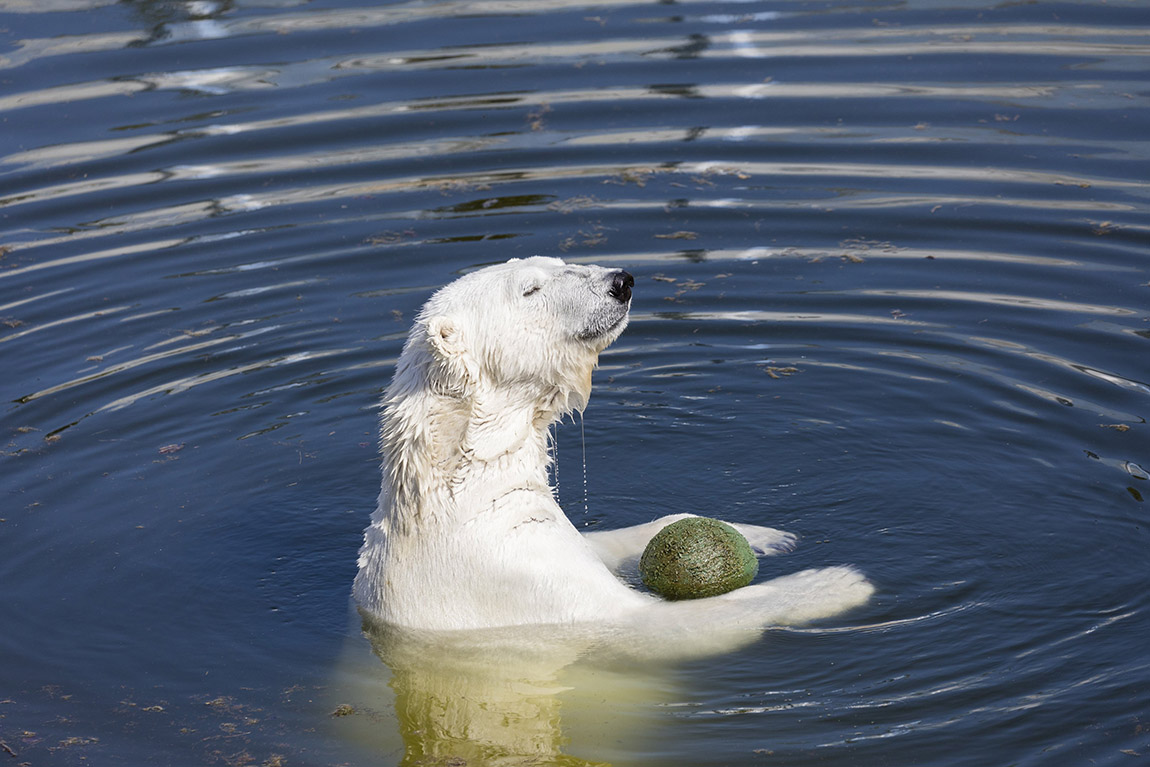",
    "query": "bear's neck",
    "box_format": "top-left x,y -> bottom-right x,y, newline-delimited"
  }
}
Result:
379,382 -> 560,533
